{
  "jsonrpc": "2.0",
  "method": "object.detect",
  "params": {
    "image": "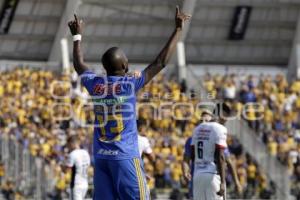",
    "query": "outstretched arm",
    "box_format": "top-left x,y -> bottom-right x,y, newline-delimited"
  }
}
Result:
144,6 -> 191,85
68,15 -> 89,75
226,157 -> 243,194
